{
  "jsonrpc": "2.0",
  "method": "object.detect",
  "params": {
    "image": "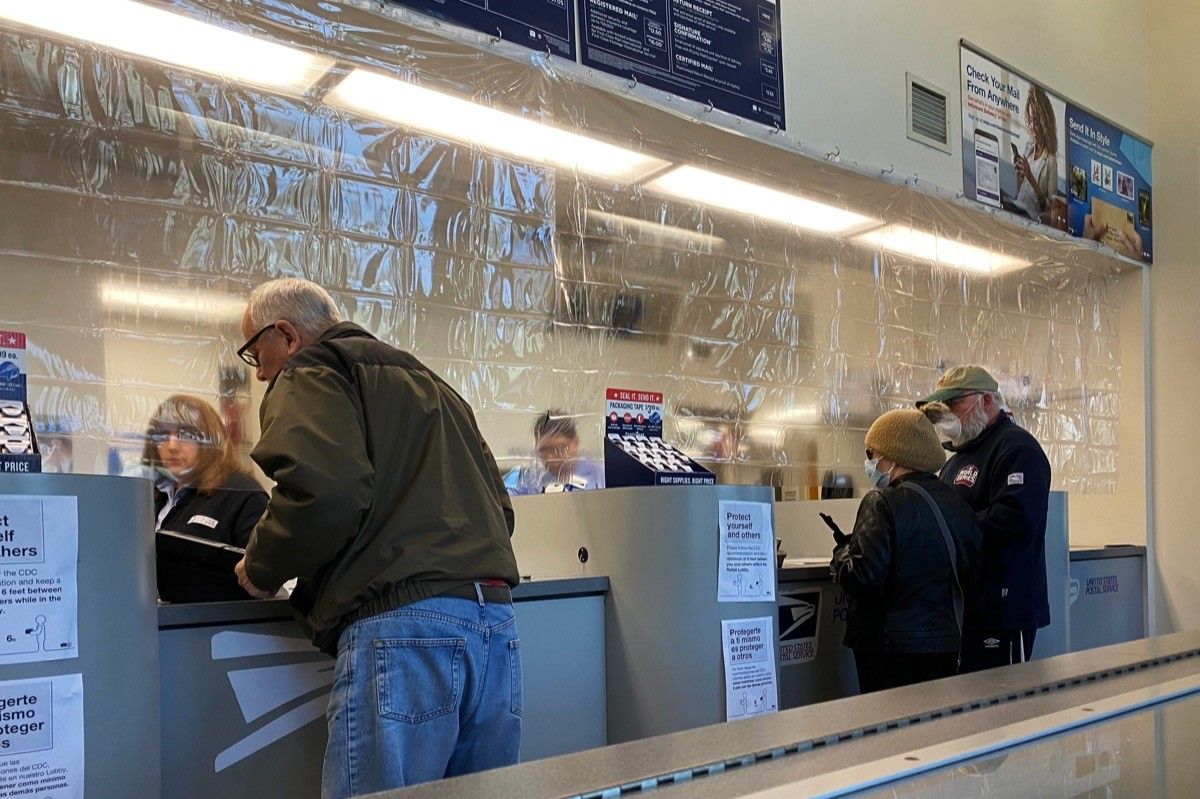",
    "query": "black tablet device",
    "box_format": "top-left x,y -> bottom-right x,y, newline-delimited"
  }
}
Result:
156,530 -> 252,602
